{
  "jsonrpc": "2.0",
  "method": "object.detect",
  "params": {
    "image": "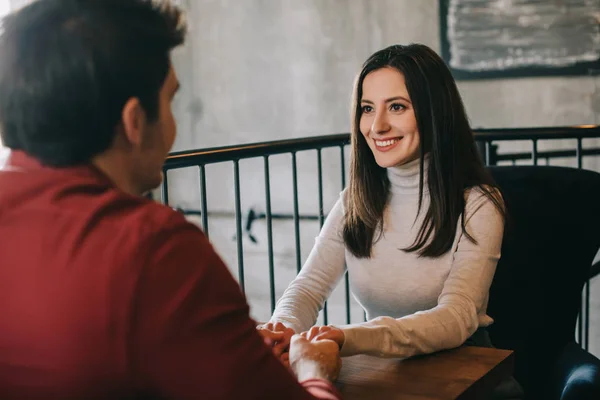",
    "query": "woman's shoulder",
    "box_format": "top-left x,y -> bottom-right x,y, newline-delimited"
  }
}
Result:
463,184 -> 505,220
464,184 -> 502,202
